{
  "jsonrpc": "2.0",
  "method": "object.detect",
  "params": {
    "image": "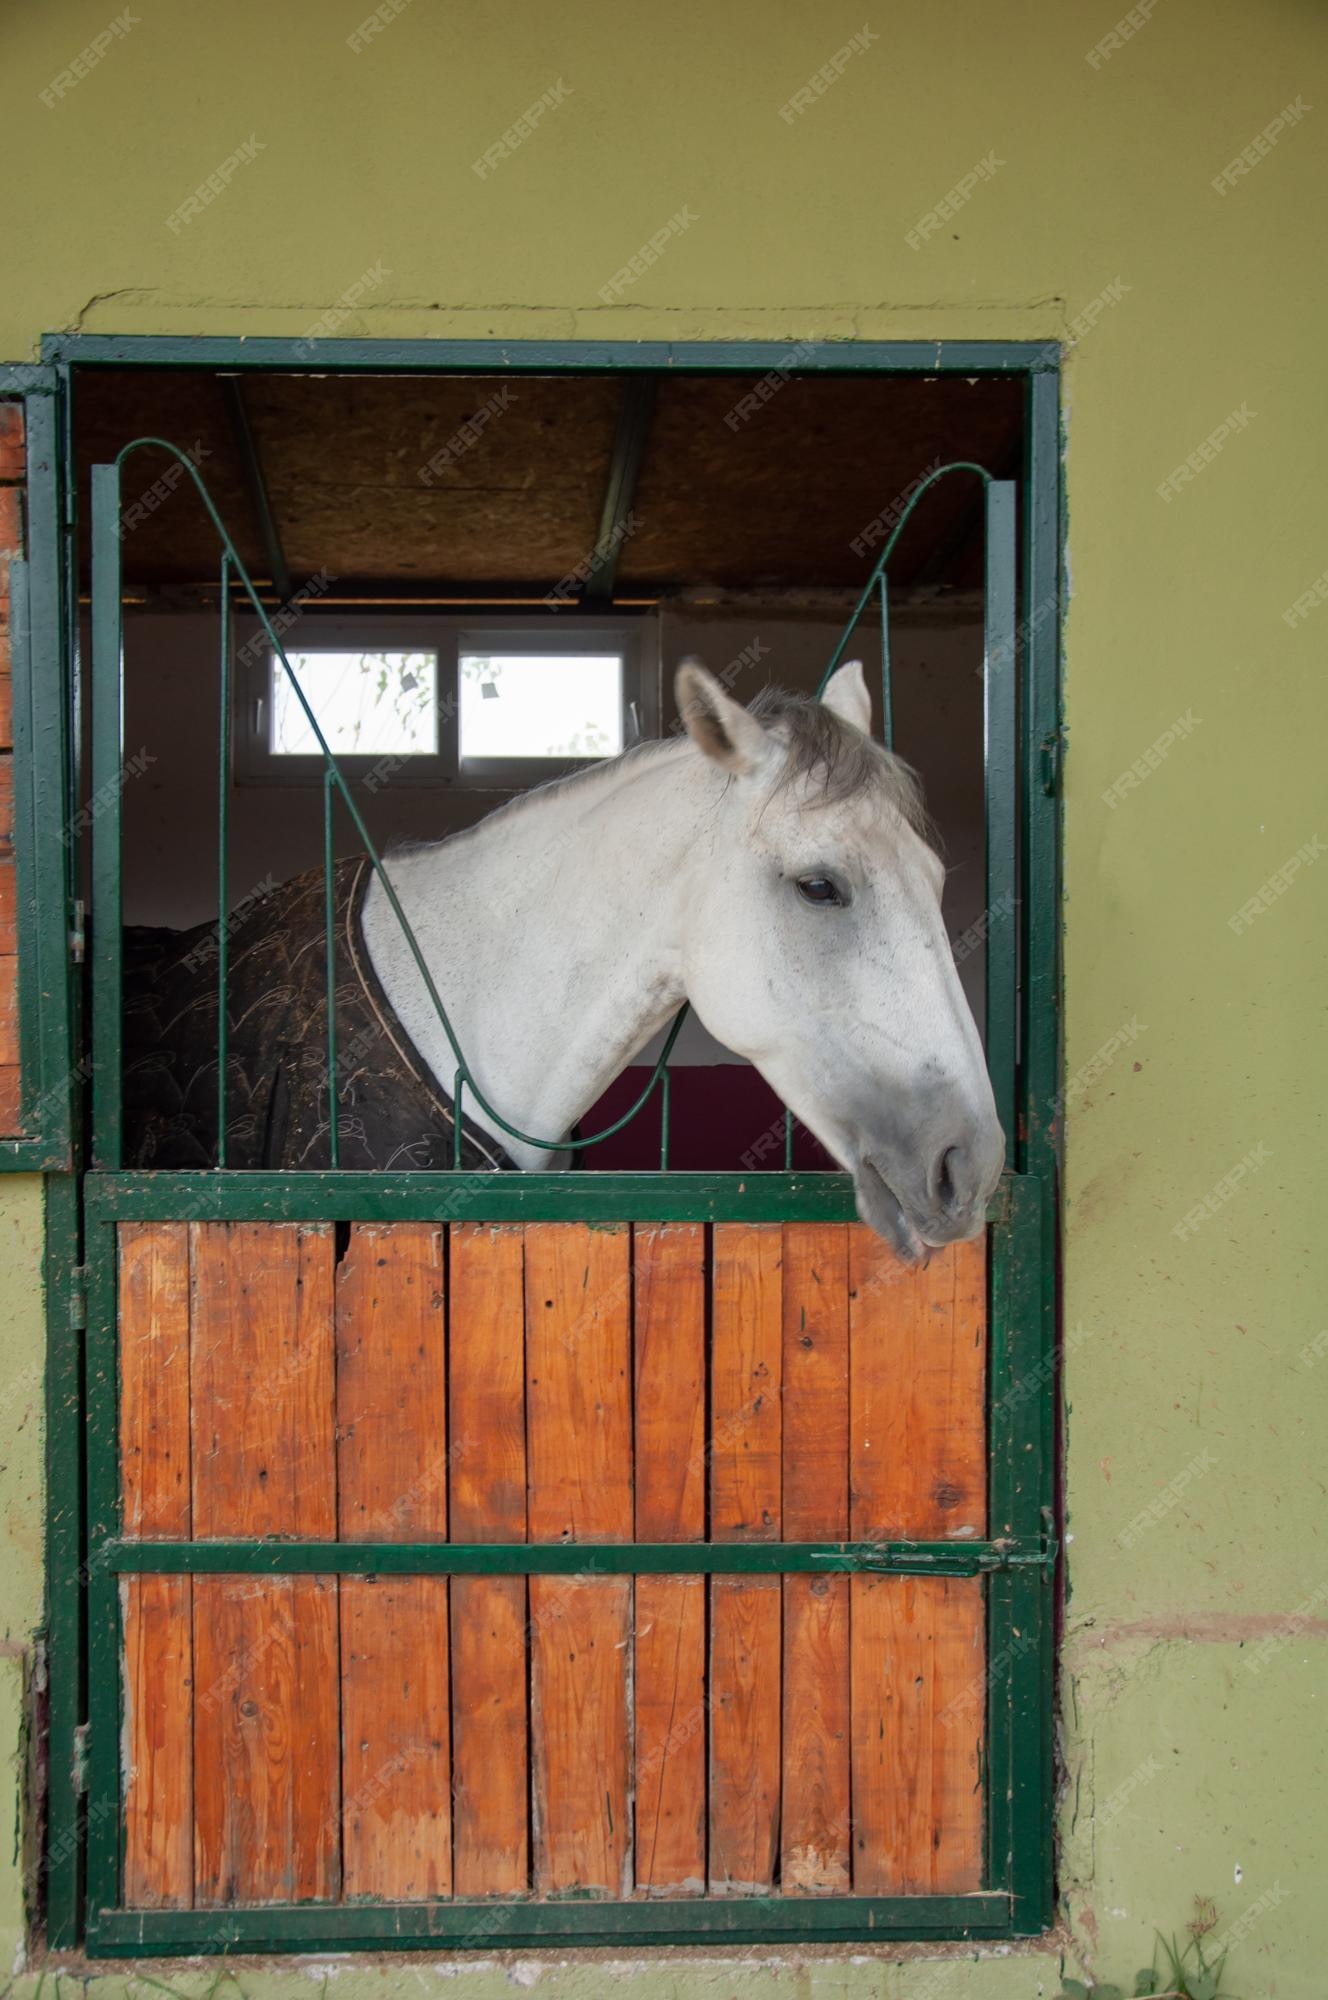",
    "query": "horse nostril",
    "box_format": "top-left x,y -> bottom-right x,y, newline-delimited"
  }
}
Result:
935,1144 -> 965,1213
